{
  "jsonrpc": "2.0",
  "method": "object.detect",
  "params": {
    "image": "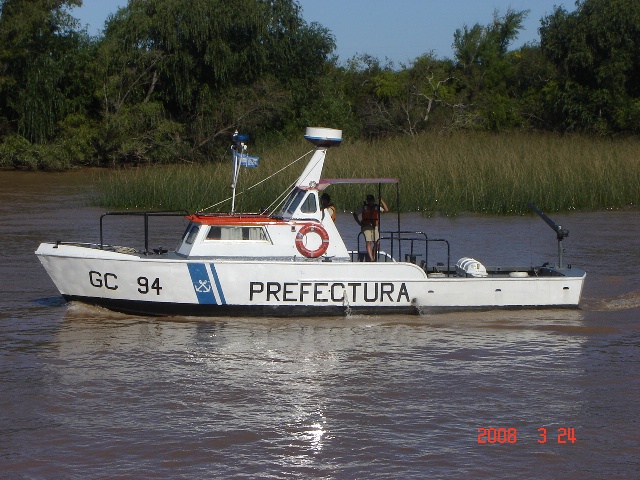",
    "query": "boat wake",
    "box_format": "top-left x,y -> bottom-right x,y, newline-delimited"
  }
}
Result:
585,291 -> 640,311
